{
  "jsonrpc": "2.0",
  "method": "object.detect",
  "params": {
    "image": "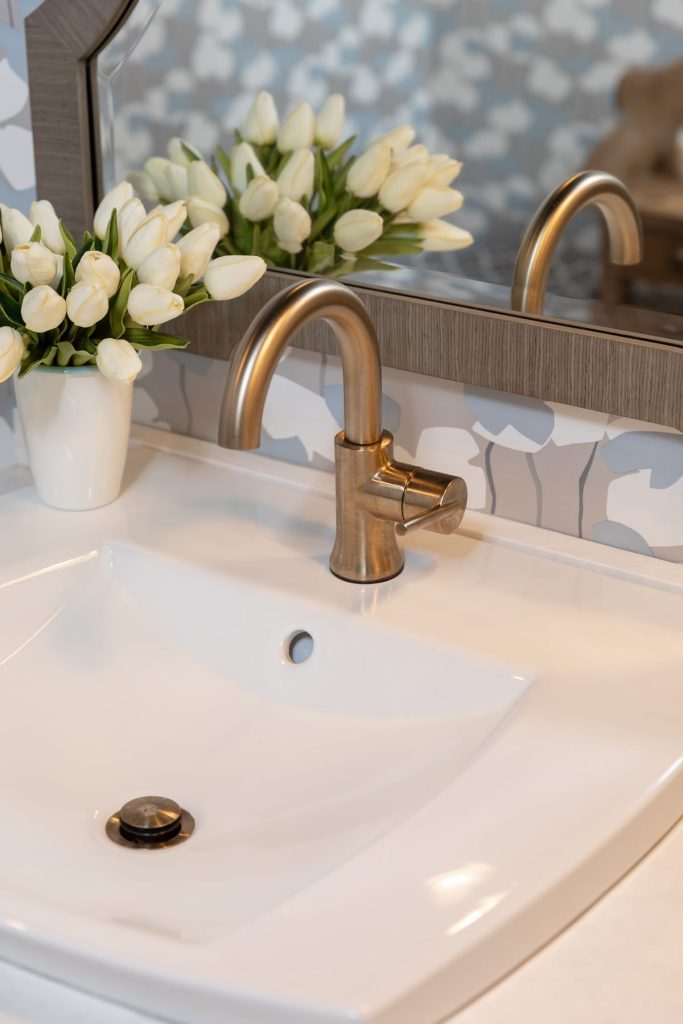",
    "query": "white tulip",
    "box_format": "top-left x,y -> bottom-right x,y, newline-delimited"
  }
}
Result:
238,176 -> 279,222
2,207 -> 33,252
378,161 -> 429,213
277,101 -> 315,152
128,283 -> 184,327
333,210 -> 384,253
176,223 -> 220,281
425,155 -> 463,188
117,197 -> 146,254
204,255 -> 267,300
75,250 -> 121,297
187,197 -> 229,236
0,326 -> 24,382
418,219 -> 474,252
96,337 -> 142,383
391,144 -> 429,169
315,93 -> 345,148
277,148 -> 314,202
165,162 -> 189,201
166,136 -> 202,167
66,281 -> 109,328
11,242 -> 59,287
187,160 -> 227,208
127,169 -> 159,201
230,142 -> 265,193
144,157 -> 188,201
346,143 -> 392,198
122,213 -> 169,270
273,197 -> 311,254
137,243 -> 181,290
21,285 -> 67,333
374,124 -> 416,153
93,181 -> 134,239
152,199 -> 187,239
244,91 -> 279,145
407,187 -> 464,222
29,200 -> 65,254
